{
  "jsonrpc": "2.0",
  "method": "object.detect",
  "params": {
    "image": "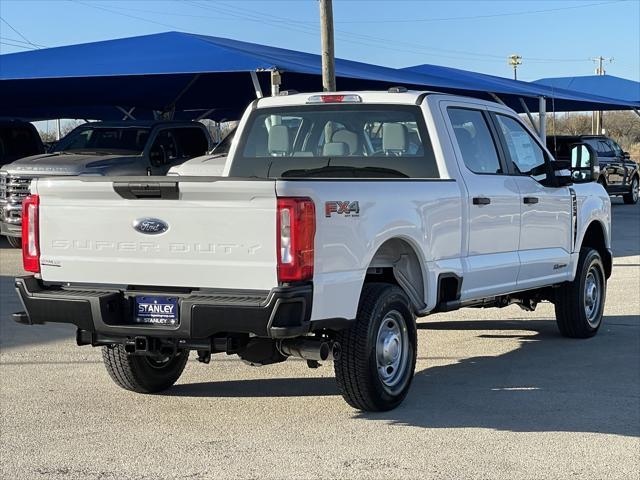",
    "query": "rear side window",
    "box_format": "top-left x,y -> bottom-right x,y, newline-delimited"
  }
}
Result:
447,108 -> 502,174
173,127 -> 209,157
232,105 -> 438,179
